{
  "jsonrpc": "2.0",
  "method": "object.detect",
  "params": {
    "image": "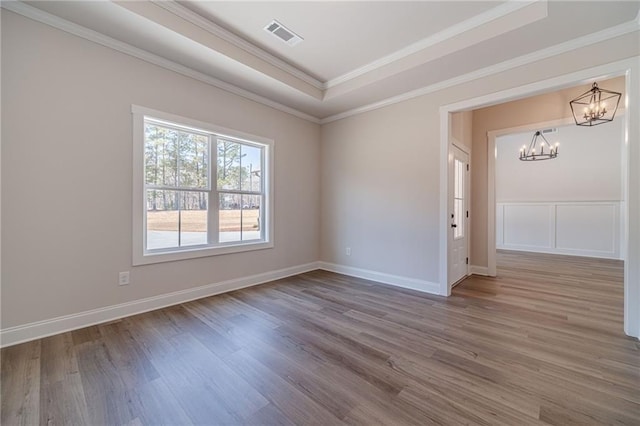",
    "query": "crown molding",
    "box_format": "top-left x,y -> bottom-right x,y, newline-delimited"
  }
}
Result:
153,0 -> 324,90
320,17 -> 640,124
4,0 -> 639,127
153,0 -> 546,92
324,0 -> 545,89
1,1 -> 321,124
